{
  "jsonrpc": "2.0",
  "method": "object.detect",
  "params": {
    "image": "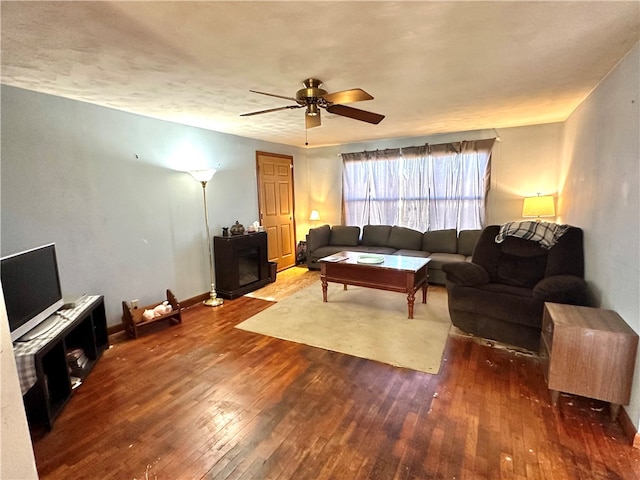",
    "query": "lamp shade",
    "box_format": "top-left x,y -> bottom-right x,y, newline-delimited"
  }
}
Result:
189,169 -> 217,183
522,195 -> 555,218
309,210 -> 320,221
